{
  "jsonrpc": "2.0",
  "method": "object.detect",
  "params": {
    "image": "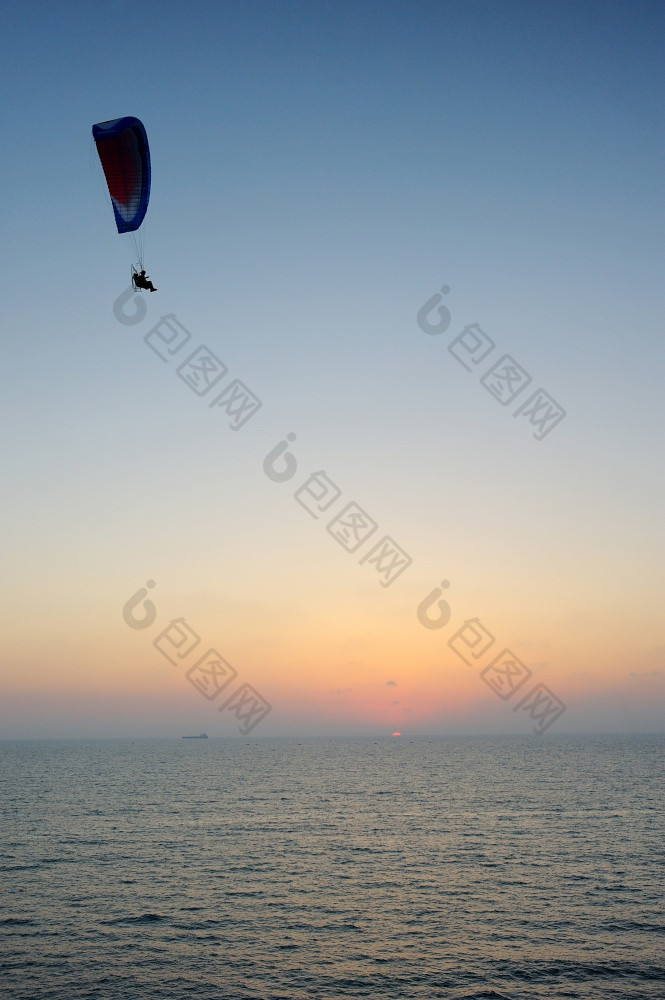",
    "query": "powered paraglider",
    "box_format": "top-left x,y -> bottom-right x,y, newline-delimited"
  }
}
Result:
92,116 -> 152,278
